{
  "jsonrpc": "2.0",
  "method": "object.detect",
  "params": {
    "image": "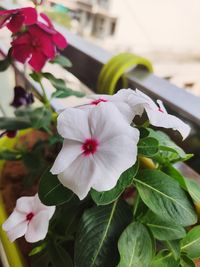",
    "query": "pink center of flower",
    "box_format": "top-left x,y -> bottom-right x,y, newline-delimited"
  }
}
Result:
91,98 -> 108,105
26,212 -> 34,221
82,138 -> 99,156
158,108 -> 164,113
